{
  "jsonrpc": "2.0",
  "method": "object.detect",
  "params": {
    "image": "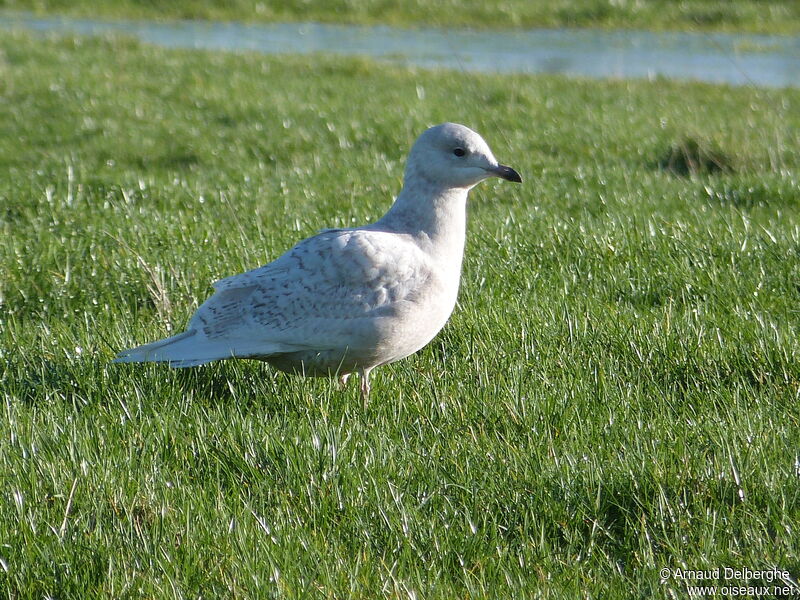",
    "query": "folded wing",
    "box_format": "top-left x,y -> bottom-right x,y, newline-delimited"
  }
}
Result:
114,228 -> 431,366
